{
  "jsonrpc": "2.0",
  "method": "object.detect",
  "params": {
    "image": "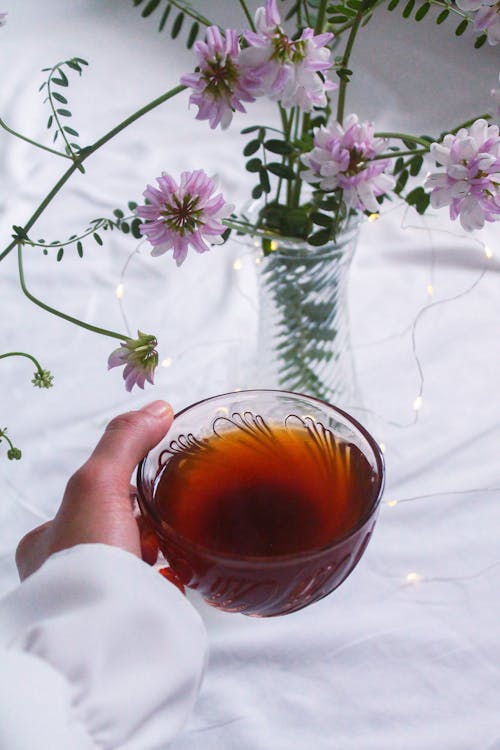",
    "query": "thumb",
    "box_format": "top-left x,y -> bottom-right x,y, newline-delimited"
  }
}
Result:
89,400 -> 174,481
